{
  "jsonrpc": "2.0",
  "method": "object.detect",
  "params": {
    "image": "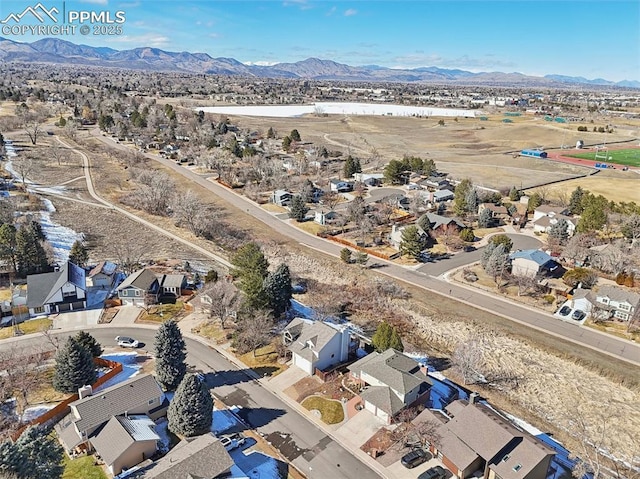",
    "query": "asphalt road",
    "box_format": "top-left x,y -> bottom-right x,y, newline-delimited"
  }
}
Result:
91,131 -> 640,365
2,327 -> 382,479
